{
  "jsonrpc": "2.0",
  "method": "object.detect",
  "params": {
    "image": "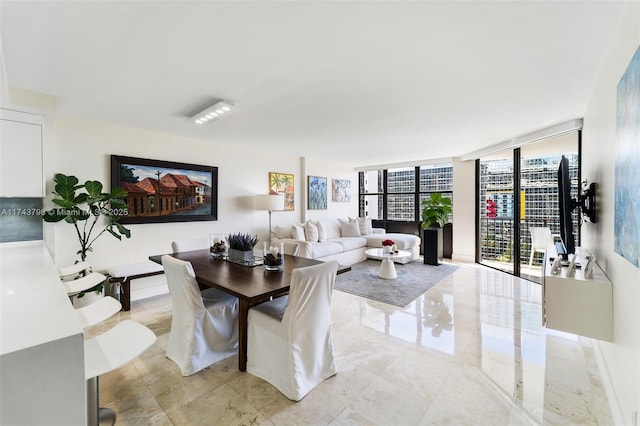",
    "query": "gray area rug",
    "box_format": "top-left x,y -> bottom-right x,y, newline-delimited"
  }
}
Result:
334,259 -> 459,307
